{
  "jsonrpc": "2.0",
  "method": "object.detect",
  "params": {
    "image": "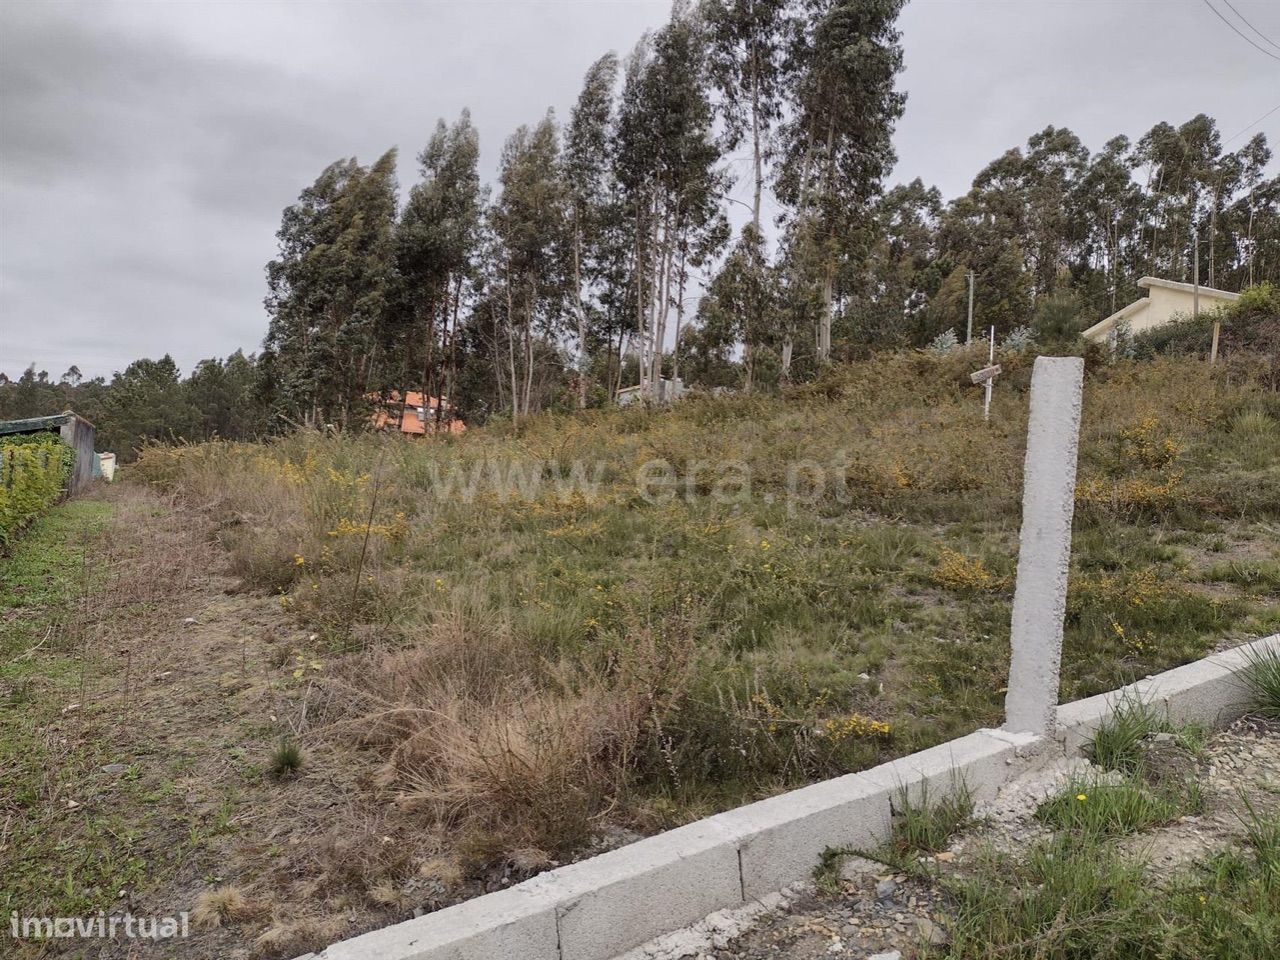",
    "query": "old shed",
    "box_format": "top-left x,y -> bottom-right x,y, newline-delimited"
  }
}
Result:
0,411 -> 97,494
